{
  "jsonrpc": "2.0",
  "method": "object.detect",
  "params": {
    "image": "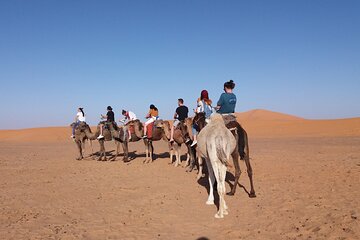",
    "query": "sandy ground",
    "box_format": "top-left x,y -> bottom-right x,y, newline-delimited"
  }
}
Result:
0,110 -> 359,239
